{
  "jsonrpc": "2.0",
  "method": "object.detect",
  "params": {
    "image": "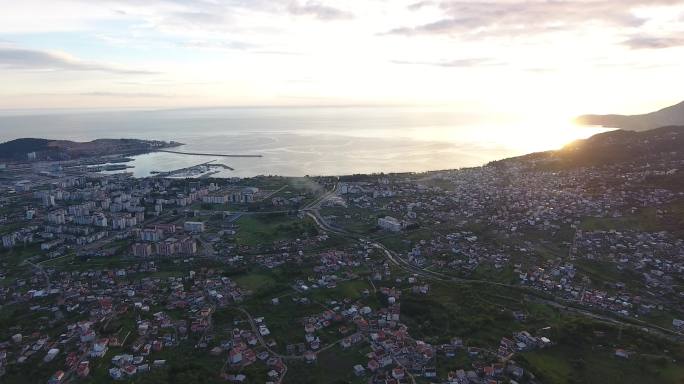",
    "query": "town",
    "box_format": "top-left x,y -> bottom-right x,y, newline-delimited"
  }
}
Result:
0,127 -> 683,384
